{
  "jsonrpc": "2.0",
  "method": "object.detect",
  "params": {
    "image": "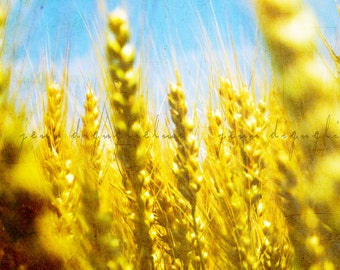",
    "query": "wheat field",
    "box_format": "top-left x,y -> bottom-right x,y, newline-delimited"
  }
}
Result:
0,0 -> 339,269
